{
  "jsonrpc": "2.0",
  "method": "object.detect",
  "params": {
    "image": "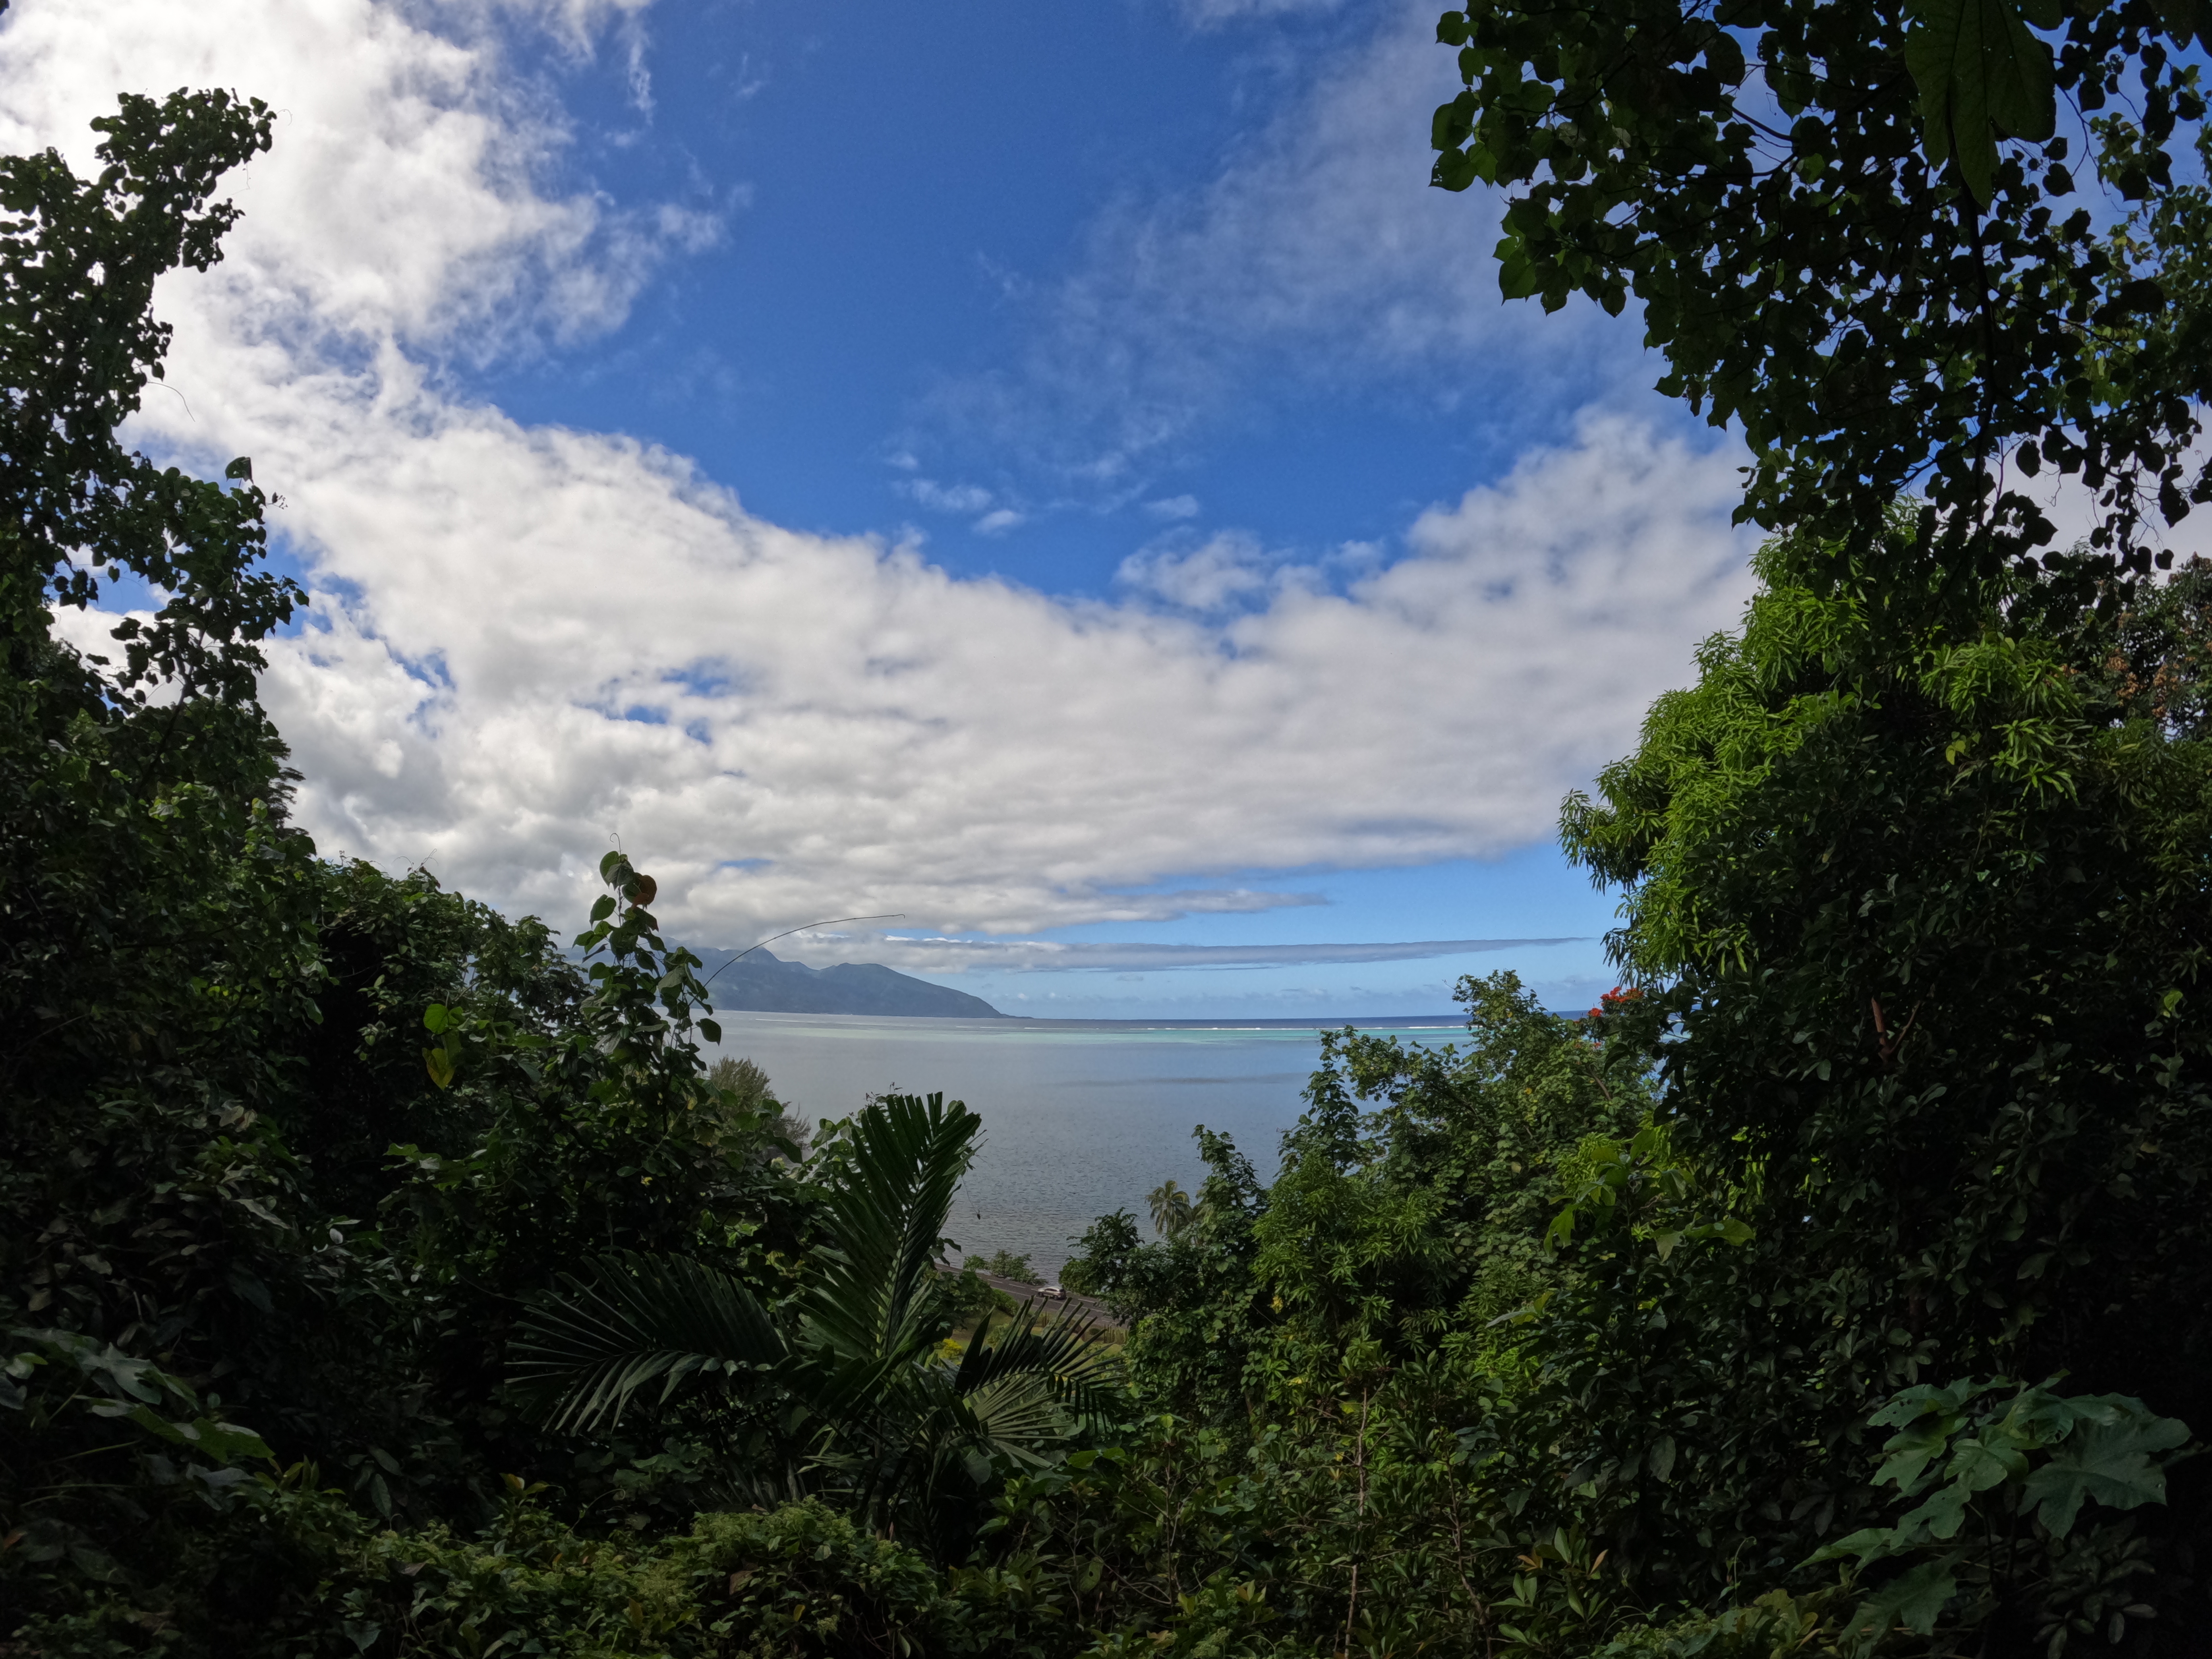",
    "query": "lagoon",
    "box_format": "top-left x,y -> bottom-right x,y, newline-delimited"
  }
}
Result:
710,1012 -> 1464,1276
